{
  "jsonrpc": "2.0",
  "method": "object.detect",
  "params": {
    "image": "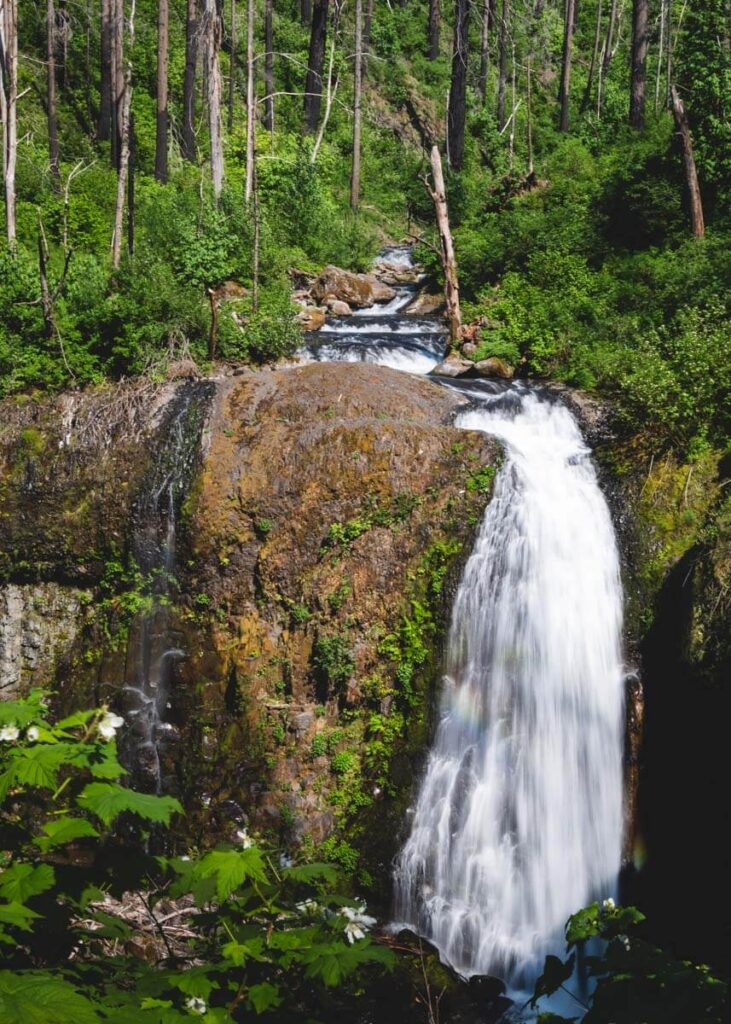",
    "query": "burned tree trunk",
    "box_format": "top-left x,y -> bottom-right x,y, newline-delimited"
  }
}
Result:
303,0 -> 329,133
155,0 -> 169,182
629,0 -> 648,128
671,85 -> 705,238
428,0 -> 440,59
447,0 -> 469,170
